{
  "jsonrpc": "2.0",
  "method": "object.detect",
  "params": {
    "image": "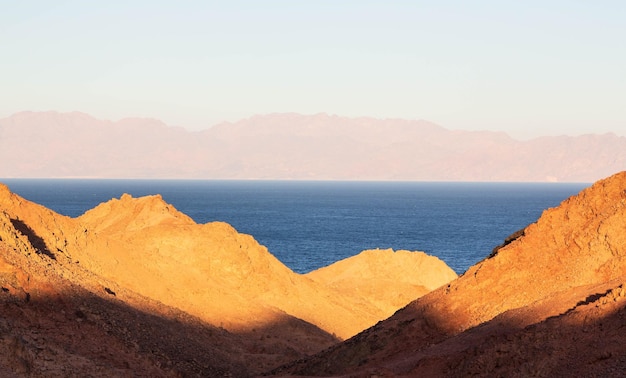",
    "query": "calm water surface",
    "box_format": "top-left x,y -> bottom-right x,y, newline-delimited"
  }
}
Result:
2,179 -> 588,274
